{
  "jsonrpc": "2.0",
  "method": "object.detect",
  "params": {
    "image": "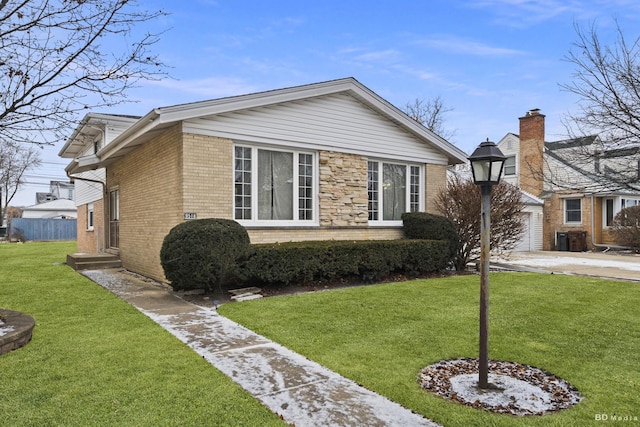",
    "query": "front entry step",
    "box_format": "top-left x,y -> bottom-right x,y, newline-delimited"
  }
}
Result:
66,253 -> 122,270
